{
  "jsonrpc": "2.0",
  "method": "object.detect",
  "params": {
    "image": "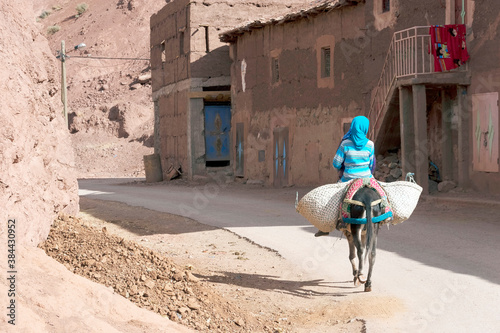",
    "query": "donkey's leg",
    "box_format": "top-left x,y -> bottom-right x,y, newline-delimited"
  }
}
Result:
344,230 -> 358,282
365,223 -> 380,292
358,226 -> 368,283
350,224 -> 366,284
